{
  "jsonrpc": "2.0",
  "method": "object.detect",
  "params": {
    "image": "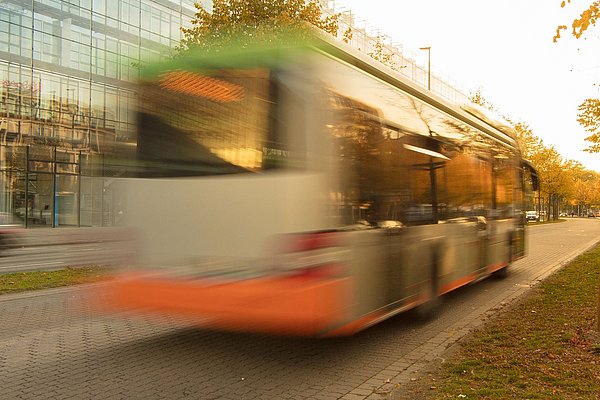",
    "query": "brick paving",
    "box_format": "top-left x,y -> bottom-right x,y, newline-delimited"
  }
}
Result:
1,219 -> 599,400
